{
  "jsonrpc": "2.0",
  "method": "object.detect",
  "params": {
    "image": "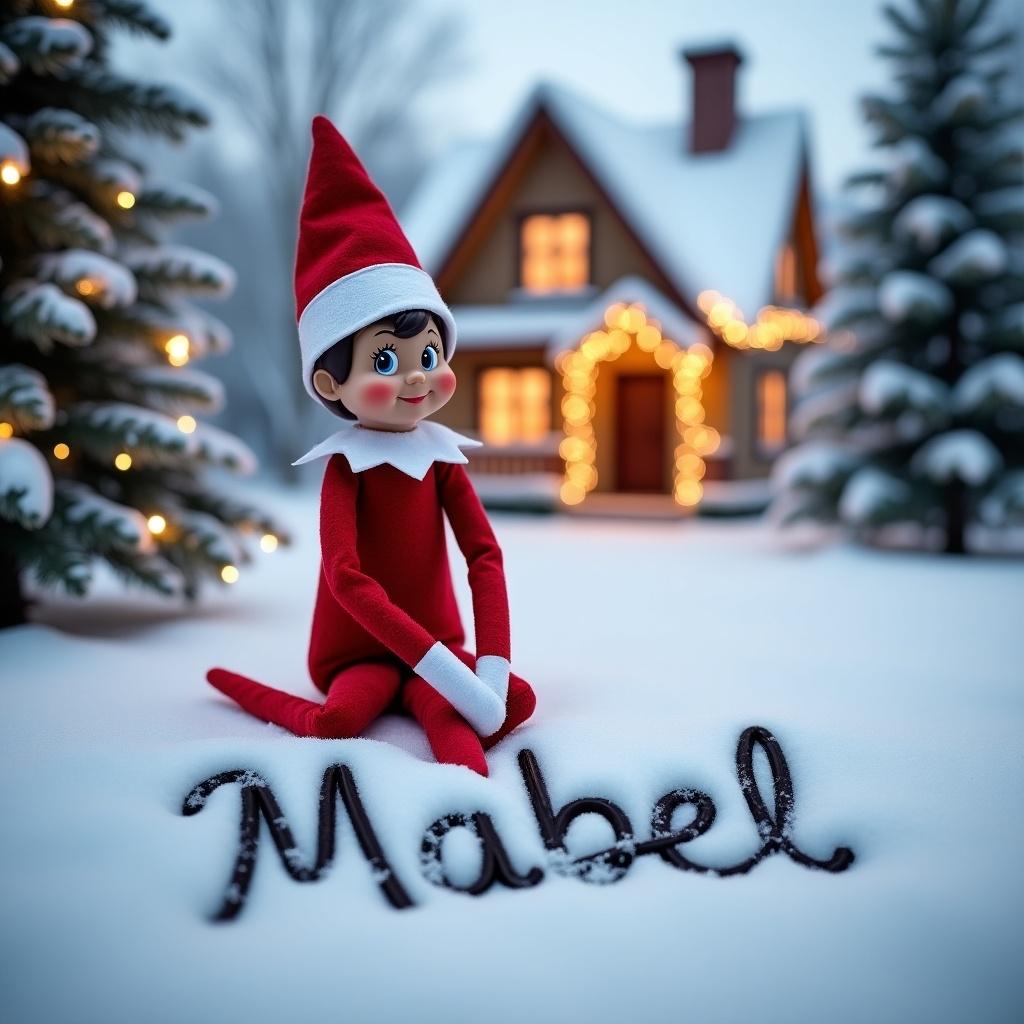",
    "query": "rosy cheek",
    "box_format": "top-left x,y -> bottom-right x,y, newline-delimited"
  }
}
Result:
360,381 -> 396,407
436,370 -> 456,397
